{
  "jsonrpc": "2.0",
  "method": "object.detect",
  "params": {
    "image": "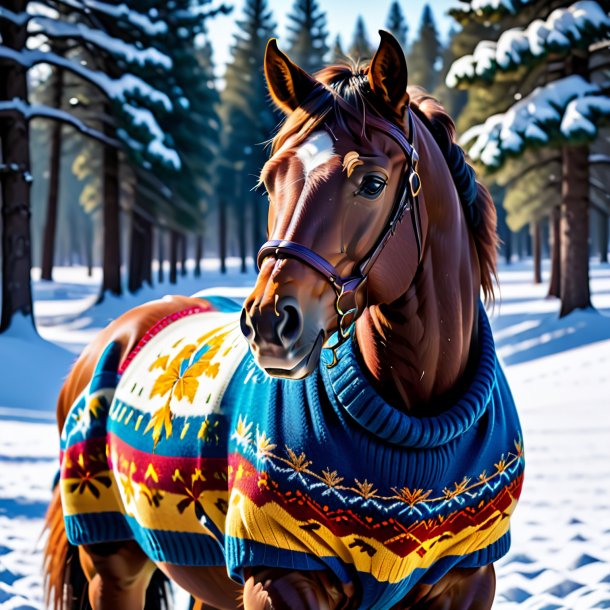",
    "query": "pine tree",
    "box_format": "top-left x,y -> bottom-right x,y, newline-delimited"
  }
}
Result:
448,0 -> 610,316
219,0 -> 277,270
407,4 -> 442,92
286,0 -> 329,74
330,34 -> 346,63
348,16 -> 373,62
385,1 -> 408,53
432,26 -> 468,119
